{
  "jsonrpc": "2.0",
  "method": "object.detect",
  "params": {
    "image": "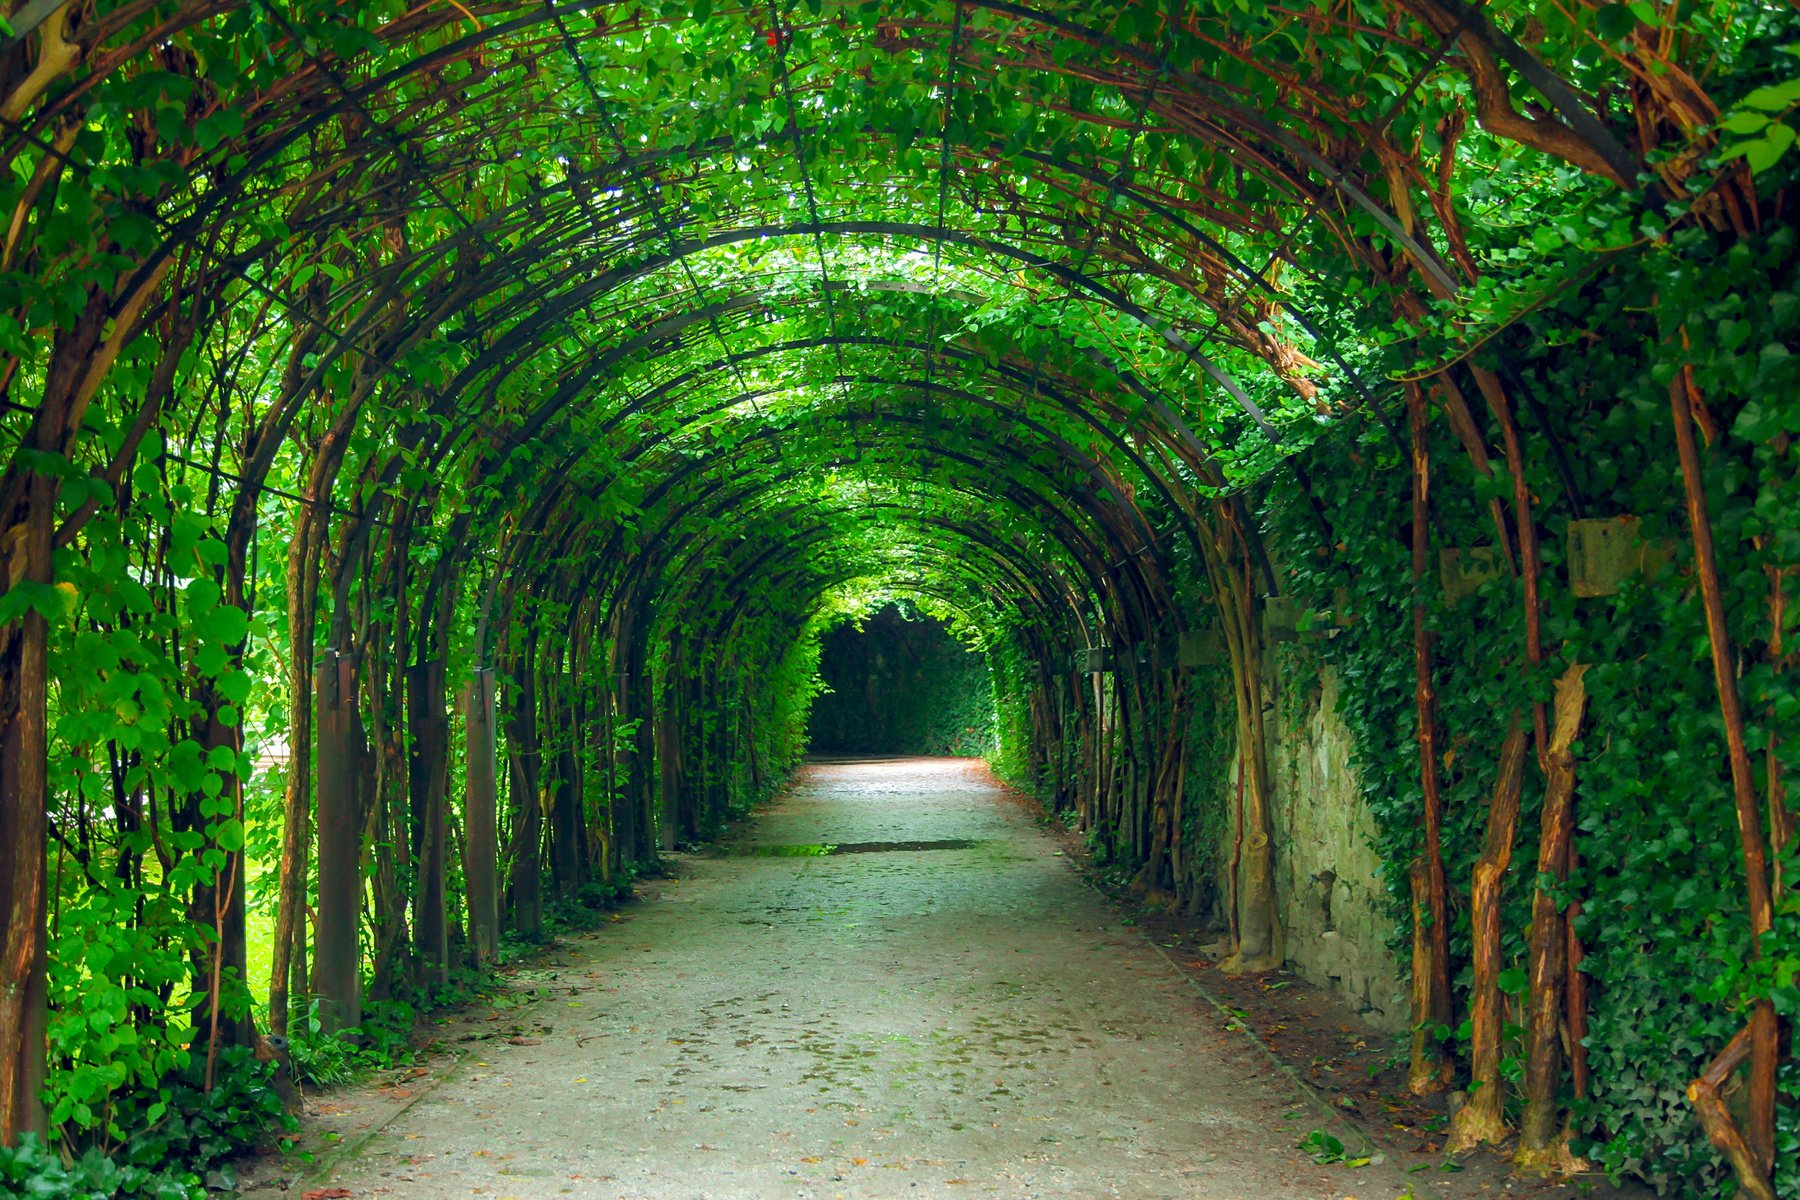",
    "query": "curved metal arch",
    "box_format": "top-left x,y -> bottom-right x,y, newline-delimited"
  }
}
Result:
142,0 -> 1445,320
562,439 -> 1131,651
570,454 -> 1115,643
674,519 -> 1075,652
670,513 -> 1088,663
559,414 -> 1157,614
430,219 -> 1286,456
534,365 -> 1187,570
502,320 -> 1218,560
612,464 -> 1159,676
